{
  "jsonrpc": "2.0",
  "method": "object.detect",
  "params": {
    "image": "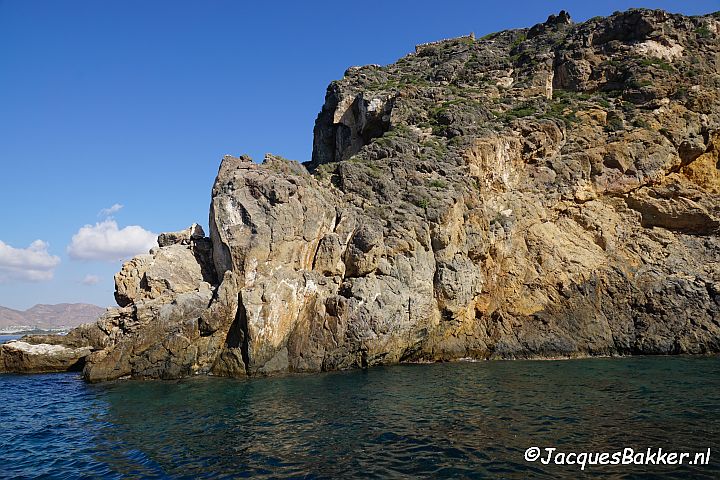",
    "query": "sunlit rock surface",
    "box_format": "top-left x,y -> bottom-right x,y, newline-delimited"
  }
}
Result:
3,9 -> 720,380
